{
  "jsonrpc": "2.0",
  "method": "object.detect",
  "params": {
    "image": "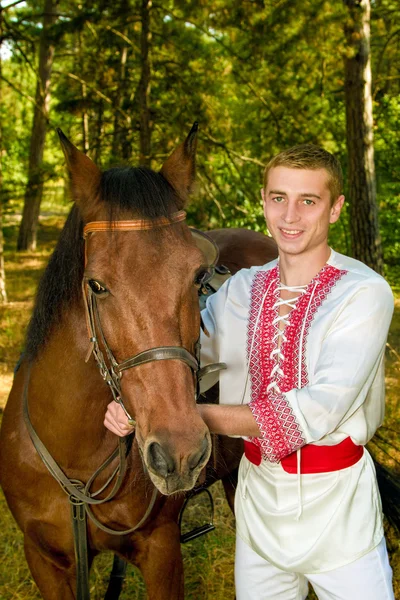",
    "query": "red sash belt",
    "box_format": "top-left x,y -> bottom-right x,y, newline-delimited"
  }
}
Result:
244,437 -> 363,474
